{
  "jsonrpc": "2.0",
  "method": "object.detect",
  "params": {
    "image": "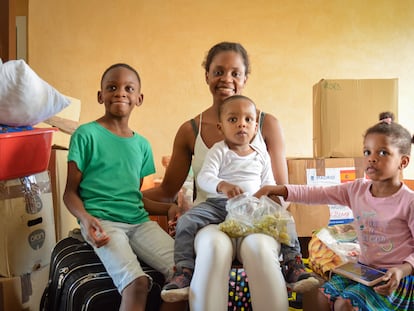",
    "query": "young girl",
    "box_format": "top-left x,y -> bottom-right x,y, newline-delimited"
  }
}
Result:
255,112 -> 414,311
